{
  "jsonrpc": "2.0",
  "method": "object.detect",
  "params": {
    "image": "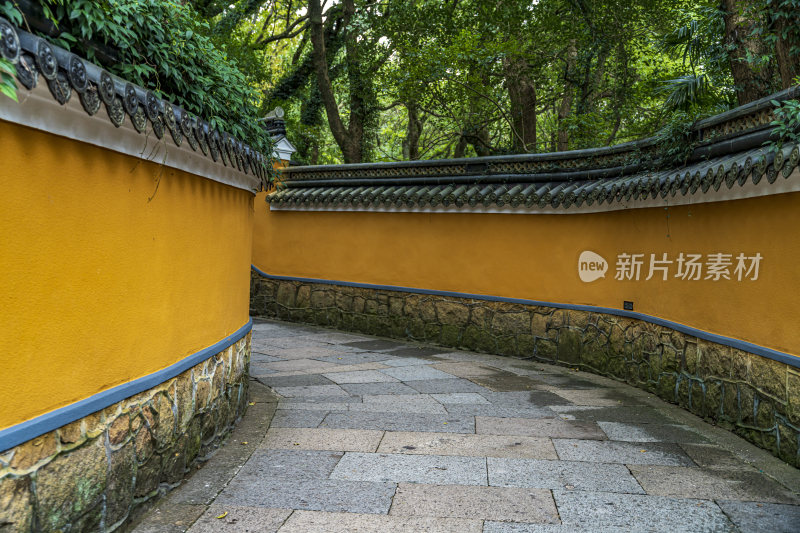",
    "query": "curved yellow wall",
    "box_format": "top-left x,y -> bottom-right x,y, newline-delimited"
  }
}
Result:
1,121 -> 253,430
253,191 -> 800,357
